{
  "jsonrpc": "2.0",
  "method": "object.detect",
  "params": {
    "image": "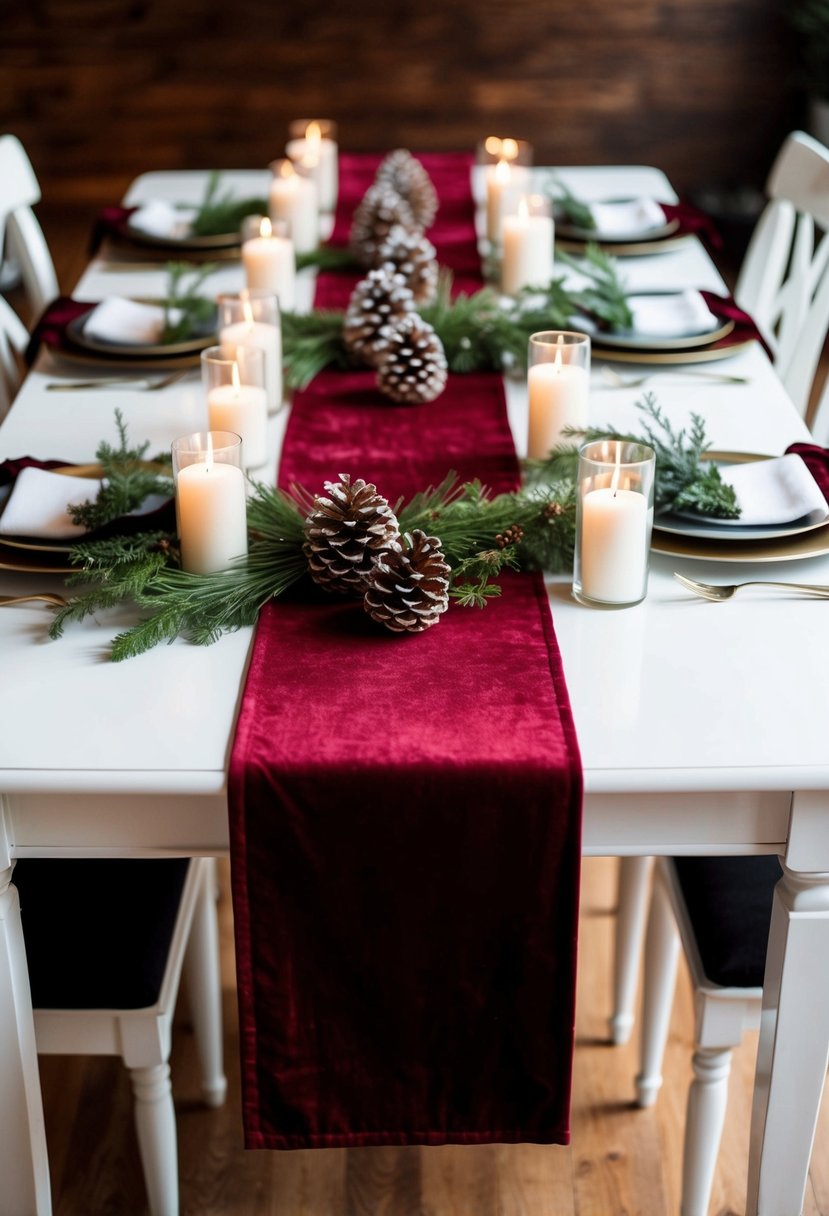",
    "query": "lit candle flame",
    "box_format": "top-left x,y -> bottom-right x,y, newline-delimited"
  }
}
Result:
280,160 -> 294,179
231,362 -> 241,395
260,216 -> 272,238
306,120 -> 322,147
518,194 -> 530,222
501,137 -> 519,161
242,295 -> 255,326
485,135 -> 502,157
495,157 -> 511,185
